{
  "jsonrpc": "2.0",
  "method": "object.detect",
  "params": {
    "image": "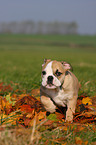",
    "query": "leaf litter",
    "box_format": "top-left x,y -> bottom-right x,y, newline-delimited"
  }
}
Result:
0,82 -> 96,144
